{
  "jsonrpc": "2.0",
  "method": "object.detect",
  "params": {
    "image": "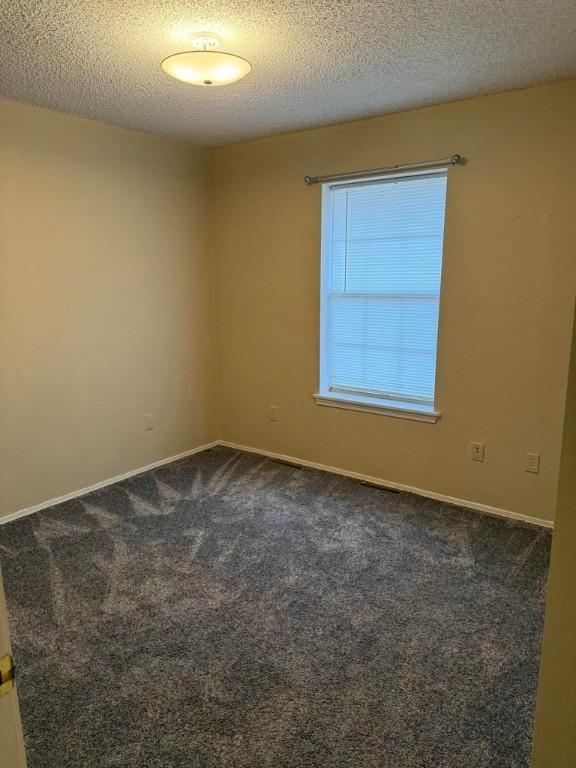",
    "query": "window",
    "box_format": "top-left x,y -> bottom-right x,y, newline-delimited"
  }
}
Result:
315,169 -> 448,422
